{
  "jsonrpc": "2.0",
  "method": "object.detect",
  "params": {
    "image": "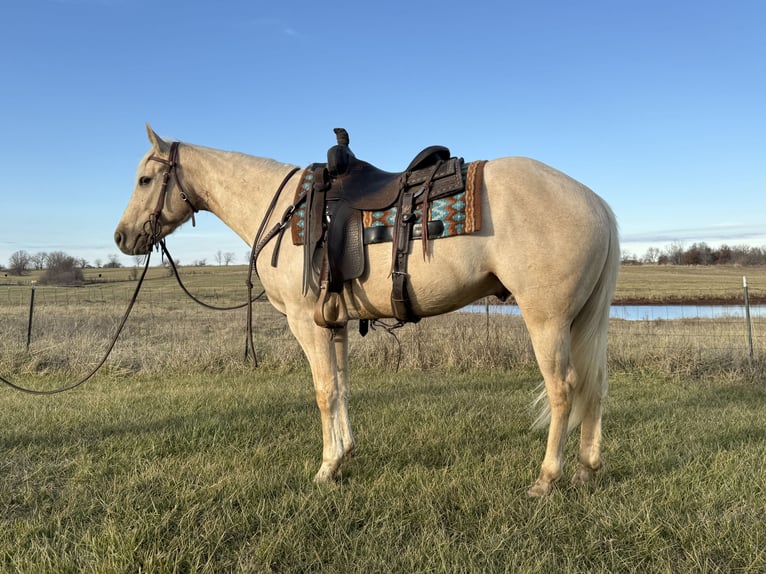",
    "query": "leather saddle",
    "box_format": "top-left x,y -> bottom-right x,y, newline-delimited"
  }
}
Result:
304,129 -> 466,330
